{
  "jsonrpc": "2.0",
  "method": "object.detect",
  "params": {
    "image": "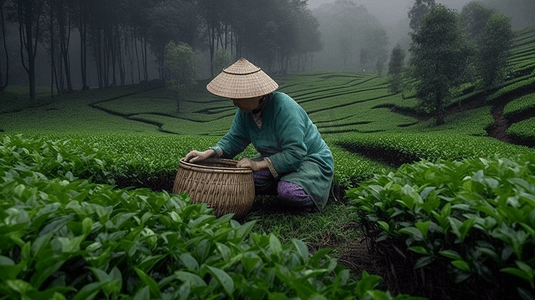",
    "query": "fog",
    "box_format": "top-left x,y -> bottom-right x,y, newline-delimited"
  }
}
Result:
304,0 -> 534,71
308,0 -> 533,26
1,0 -> 533,91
